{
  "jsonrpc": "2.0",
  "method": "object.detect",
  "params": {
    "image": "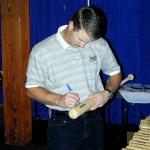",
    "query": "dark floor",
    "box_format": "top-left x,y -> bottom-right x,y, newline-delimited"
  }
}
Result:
0,119 -> 48,150
0,118 -> 137,150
